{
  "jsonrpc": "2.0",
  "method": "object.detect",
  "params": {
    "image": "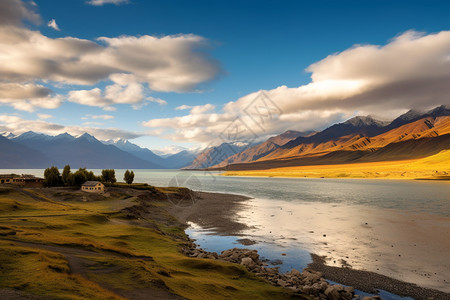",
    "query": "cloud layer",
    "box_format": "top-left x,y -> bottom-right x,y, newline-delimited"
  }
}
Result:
144,30 -> 450,145
0,0 -> 221,112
